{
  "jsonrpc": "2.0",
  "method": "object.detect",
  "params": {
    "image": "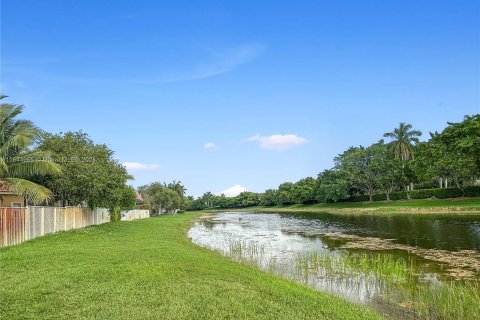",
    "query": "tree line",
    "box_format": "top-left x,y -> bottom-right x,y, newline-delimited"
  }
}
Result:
1,96 -> 193,217
190,115 -> 480,210
0,96 -> 135,220
5,95 -> 476,215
